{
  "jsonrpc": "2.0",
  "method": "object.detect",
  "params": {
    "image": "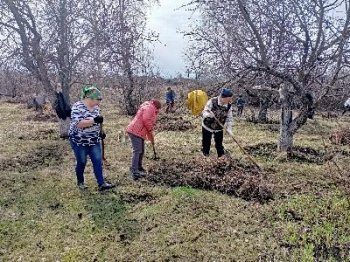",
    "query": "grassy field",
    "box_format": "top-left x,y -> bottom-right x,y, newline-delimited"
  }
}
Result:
1,101 -> 350,261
